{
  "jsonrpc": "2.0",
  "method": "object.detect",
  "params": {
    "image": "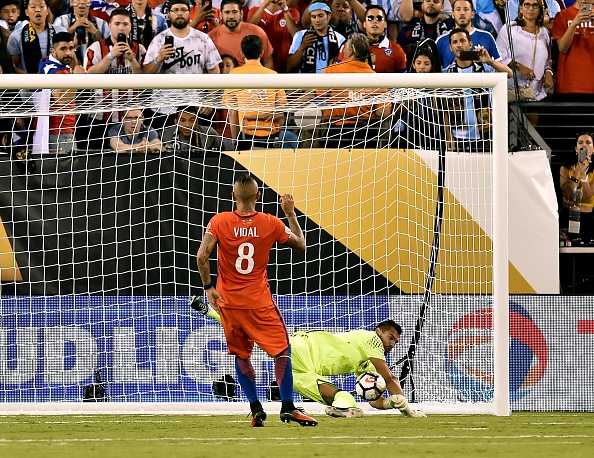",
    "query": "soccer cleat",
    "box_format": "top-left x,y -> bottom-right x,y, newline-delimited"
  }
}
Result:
250,409 -> 267,427
189,295 -> 210,315
325,406 -> 364,418
280,409 -> 318,426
